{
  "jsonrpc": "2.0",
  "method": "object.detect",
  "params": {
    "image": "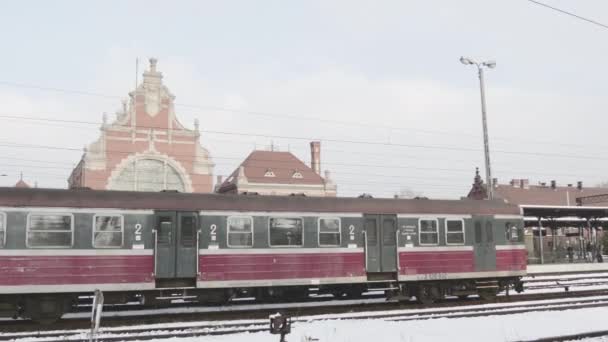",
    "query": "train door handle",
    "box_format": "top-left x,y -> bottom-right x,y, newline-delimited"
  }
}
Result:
363,231 -> 368,271
396,230 -> 400,271
196,230 -> 201,276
